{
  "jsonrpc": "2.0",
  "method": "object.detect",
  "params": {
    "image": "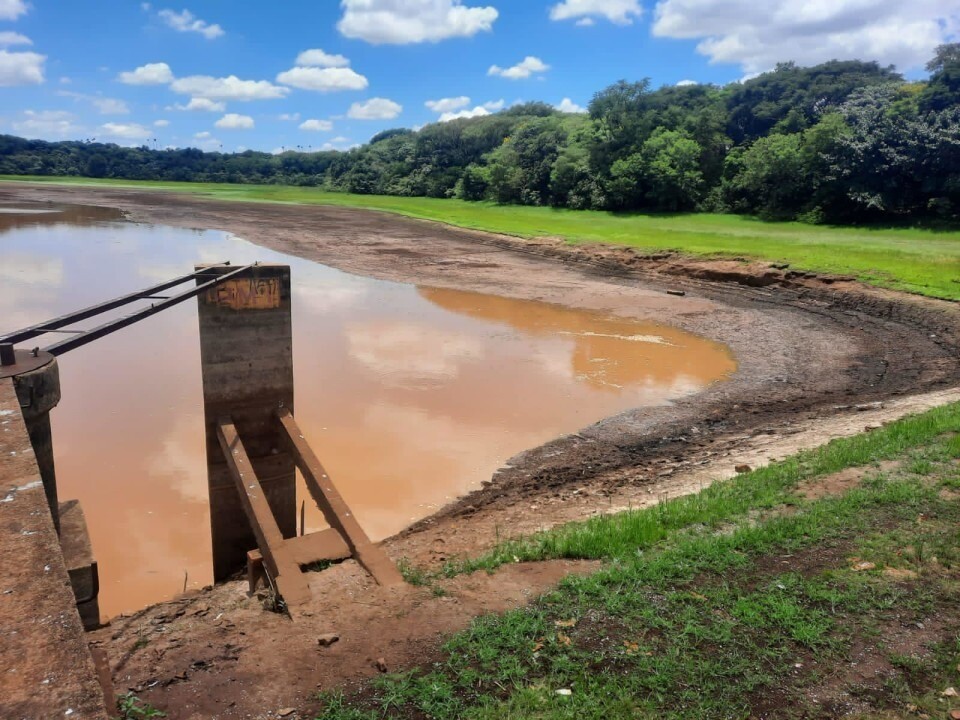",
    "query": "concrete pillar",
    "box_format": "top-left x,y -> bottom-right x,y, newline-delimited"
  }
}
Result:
9,352 -> 62,533
196,264 -> 296,582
